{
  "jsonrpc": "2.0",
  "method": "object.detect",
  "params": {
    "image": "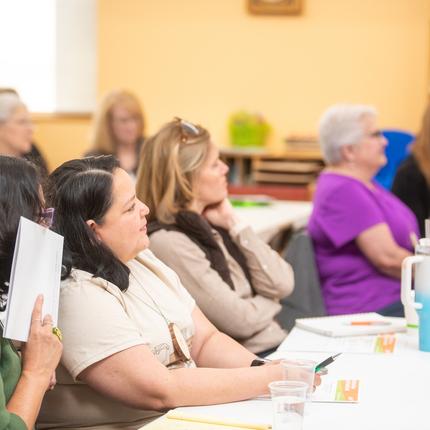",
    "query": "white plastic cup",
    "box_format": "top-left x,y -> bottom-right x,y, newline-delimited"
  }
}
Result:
281,359 -> 317,416
268,381 -> 308,430
404,290 -> 419,337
